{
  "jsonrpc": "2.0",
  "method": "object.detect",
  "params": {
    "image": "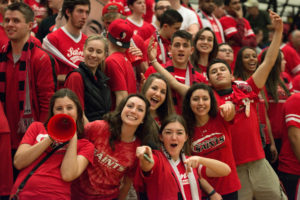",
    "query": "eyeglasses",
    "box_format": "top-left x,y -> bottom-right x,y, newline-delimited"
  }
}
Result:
219,48 -> 233,53
156,6 -> 171,10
